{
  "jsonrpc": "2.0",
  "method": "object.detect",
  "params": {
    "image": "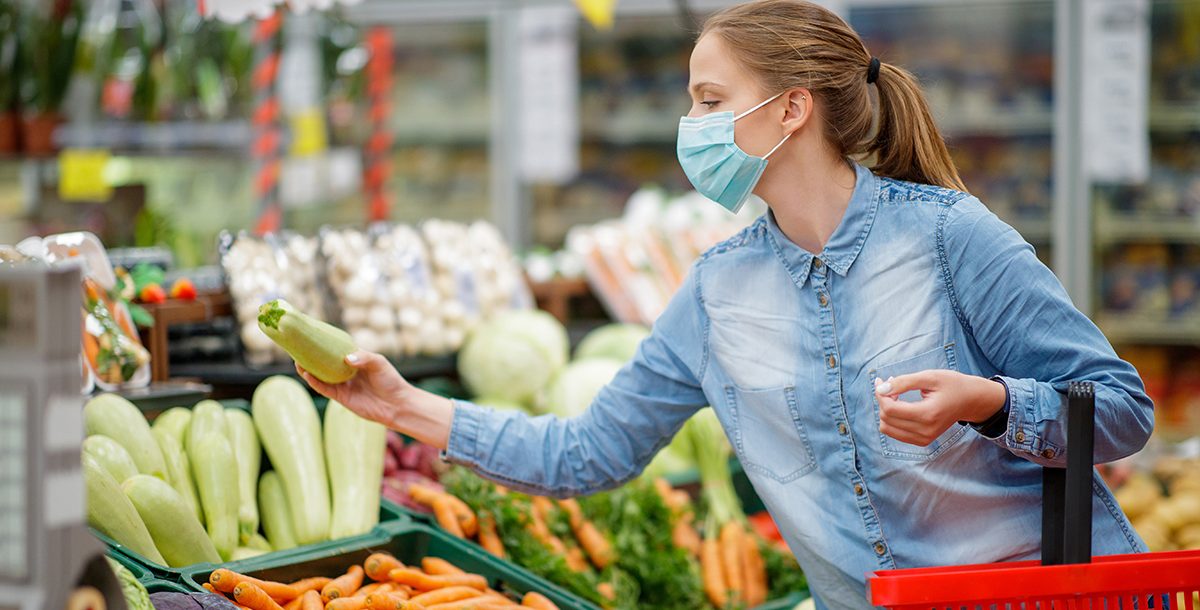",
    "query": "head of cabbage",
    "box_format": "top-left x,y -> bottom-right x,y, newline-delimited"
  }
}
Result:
574,323 -> 650,362
536,357 -> 624,418
458,309 -> 569,406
